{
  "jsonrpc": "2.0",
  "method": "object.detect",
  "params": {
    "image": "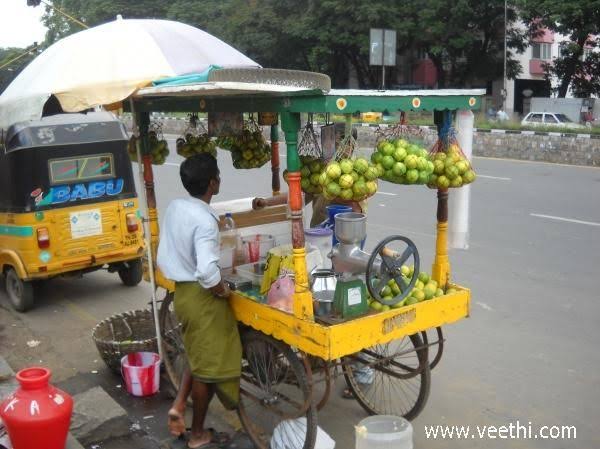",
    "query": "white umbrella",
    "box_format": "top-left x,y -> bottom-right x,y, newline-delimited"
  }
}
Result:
0,18 -> 259,129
